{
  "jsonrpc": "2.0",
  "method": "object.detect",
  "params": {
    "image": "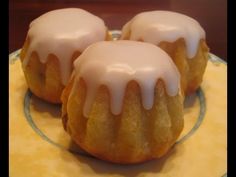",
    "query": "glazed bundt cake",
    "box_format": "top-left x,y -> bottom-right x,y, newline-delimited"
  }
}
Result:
20,8 -> 110,103
61,40 -> 184,164
121,11 -> 209,95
